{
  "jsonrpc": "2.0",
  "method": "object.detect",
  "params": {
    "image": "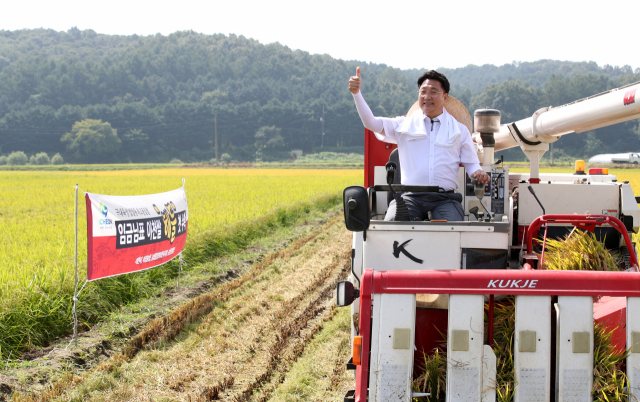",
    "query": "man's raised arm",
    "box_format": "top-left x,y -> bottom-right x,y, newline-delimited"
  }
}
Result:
349,67 -> 384,135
